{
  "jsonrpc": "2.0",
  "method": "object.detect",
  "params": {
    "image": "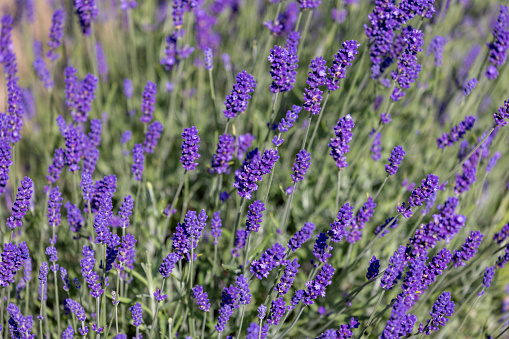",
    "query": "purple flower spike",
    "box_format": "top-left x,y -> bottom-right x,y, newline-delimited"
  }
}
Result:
370,130 -> 382,161
0,139 -> 12,195
7,177 -> 33,230
385,145 -> 406,175
140,81 -> 157,124
180,126 -> 201,171
328,202 -> 353,242
451,230 -> 484,267
267,297 -> 286,325
306,56 -> 327,89
297,0 -> 322,9
246,200 -> 265,233
288,222 -> 315,251
211,211 -> 222,245
160,252 -> 181,278
204,48 -> 213,70
381,245 -> 407,290
210,134 -> 236,174
258,305 -> 266,319
192,285 -> 211,311
233,148 -> 263,200
428,36 -> 446,67
437,115 -> 475,149
279,105 -> 302,133
119,195 -> 134,229
345,196 -> 376,243
291,150 -> 311,183
303,264 -> 335,305
276,258 -> 299,295
313,233 -> 333,263
223,71 -> 257,119
494,99 -> 509,127
130,303 -> 143,327
409,174 -> 440,208
463,78 -> 478,96
391,29 -> 424,102
327,40 -> 360,91
303,87 -> 323,115
268,33 -> 299,93
487,6 -> 509,74
144,121 -> 163,154
74,0 -> 98,35
123,78 -> 133,99
419,292 -> 455,335
250,243 -> 286,279
131,144 -> 144,181
329,114 -> 354,169
366,256 -> 380,280
236,275 -> 251,305
479,266 -> 495,296
47,186 -> 63,229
